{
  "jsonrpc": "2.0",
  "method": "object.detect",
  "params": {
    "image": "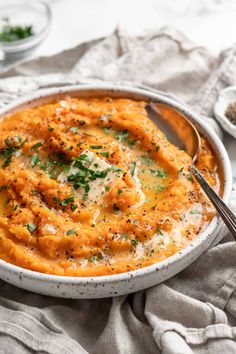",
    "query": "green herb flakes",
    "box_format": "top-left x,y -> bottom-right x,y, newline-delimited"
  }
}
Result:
186,172 -> 193,182
31,154 -> 40,167
130,161 -> 137,176
70,127 -> 79,134
31,142 -> 43,151
12,204 -> 18,211
178,167 -> 184,179
150,169 -> 167,178
100,152 -> 109,157
113,203 -> 120,214
66,229 -> 76,236
190,210 -> 201,214
114,130 -> 129,141
27,223 -> 37,233
117,189 -> 122,195
88,255 -> 98,263
90,145 -> 102,149
131,239 -> 138,247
